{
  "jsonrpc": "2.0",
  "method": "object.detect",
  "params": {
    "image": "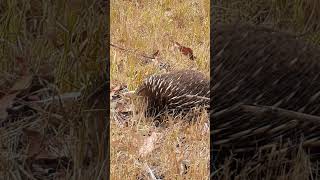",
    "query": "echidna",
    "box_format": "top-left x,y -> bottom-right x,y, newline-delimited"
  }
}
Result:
136,70 -> 210,118
212,23 -> 320,174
